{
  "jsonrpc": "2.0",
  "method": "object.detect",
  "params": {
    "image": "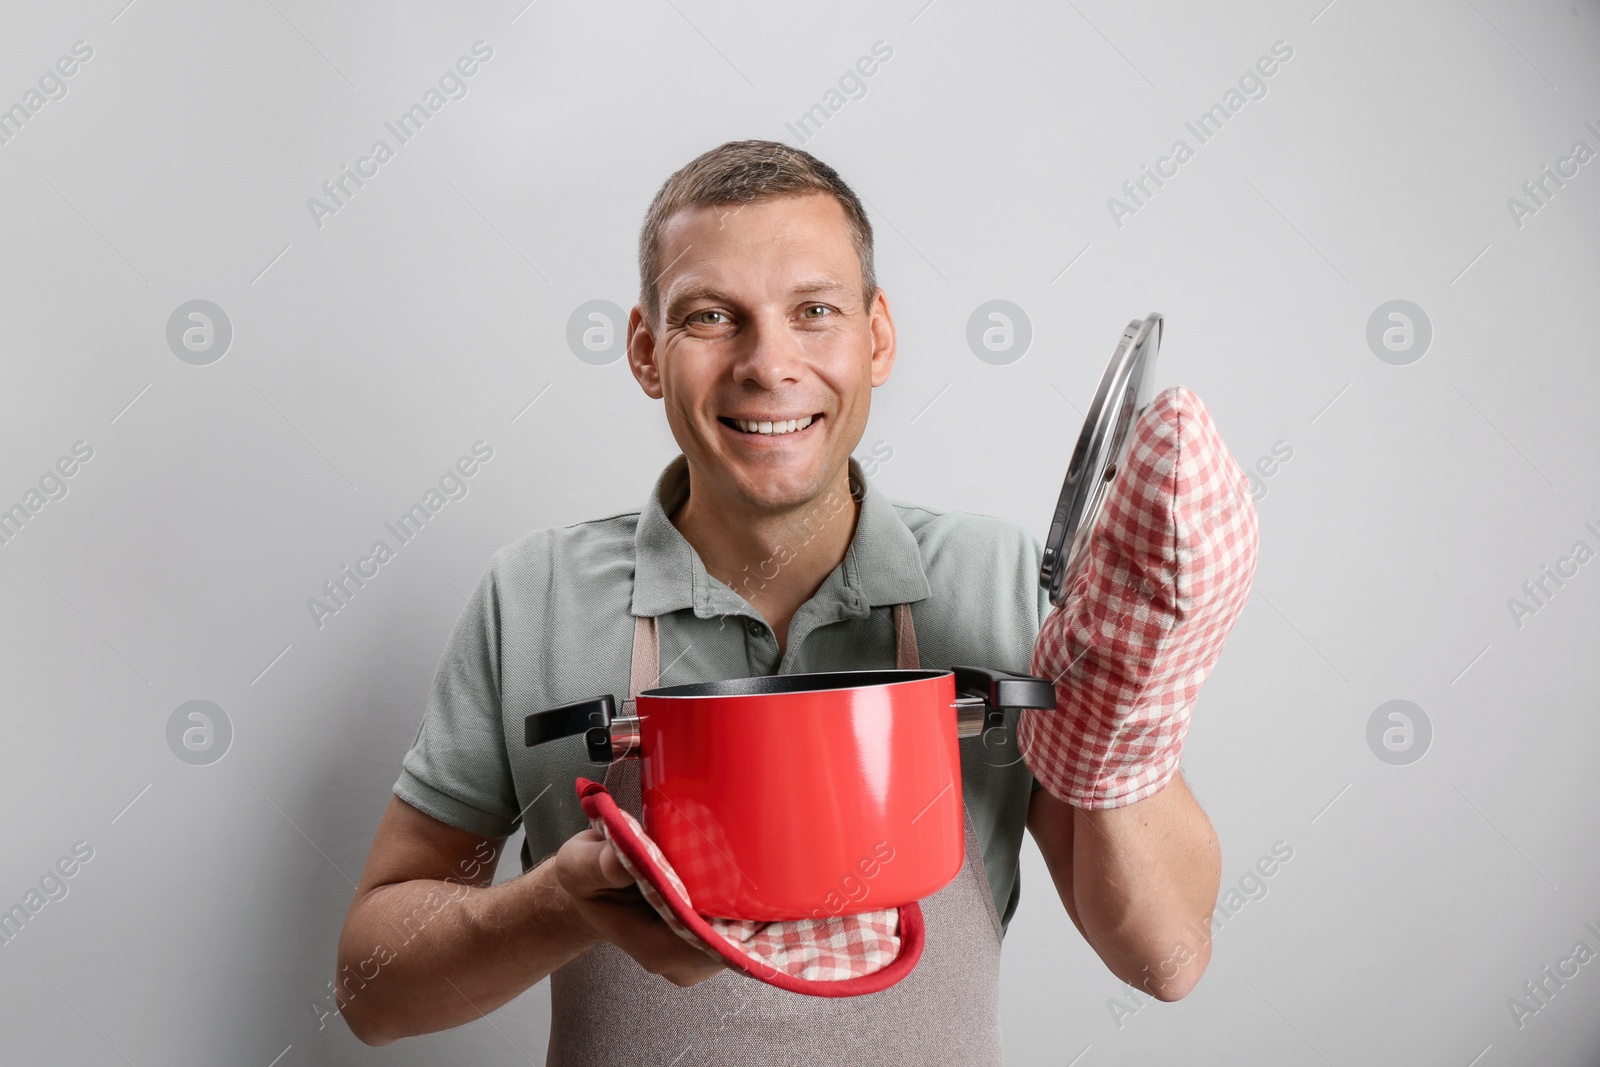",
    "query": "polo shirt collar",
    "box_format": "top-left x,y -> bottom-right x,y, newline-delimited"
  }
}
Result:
631,454 -> 931,619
